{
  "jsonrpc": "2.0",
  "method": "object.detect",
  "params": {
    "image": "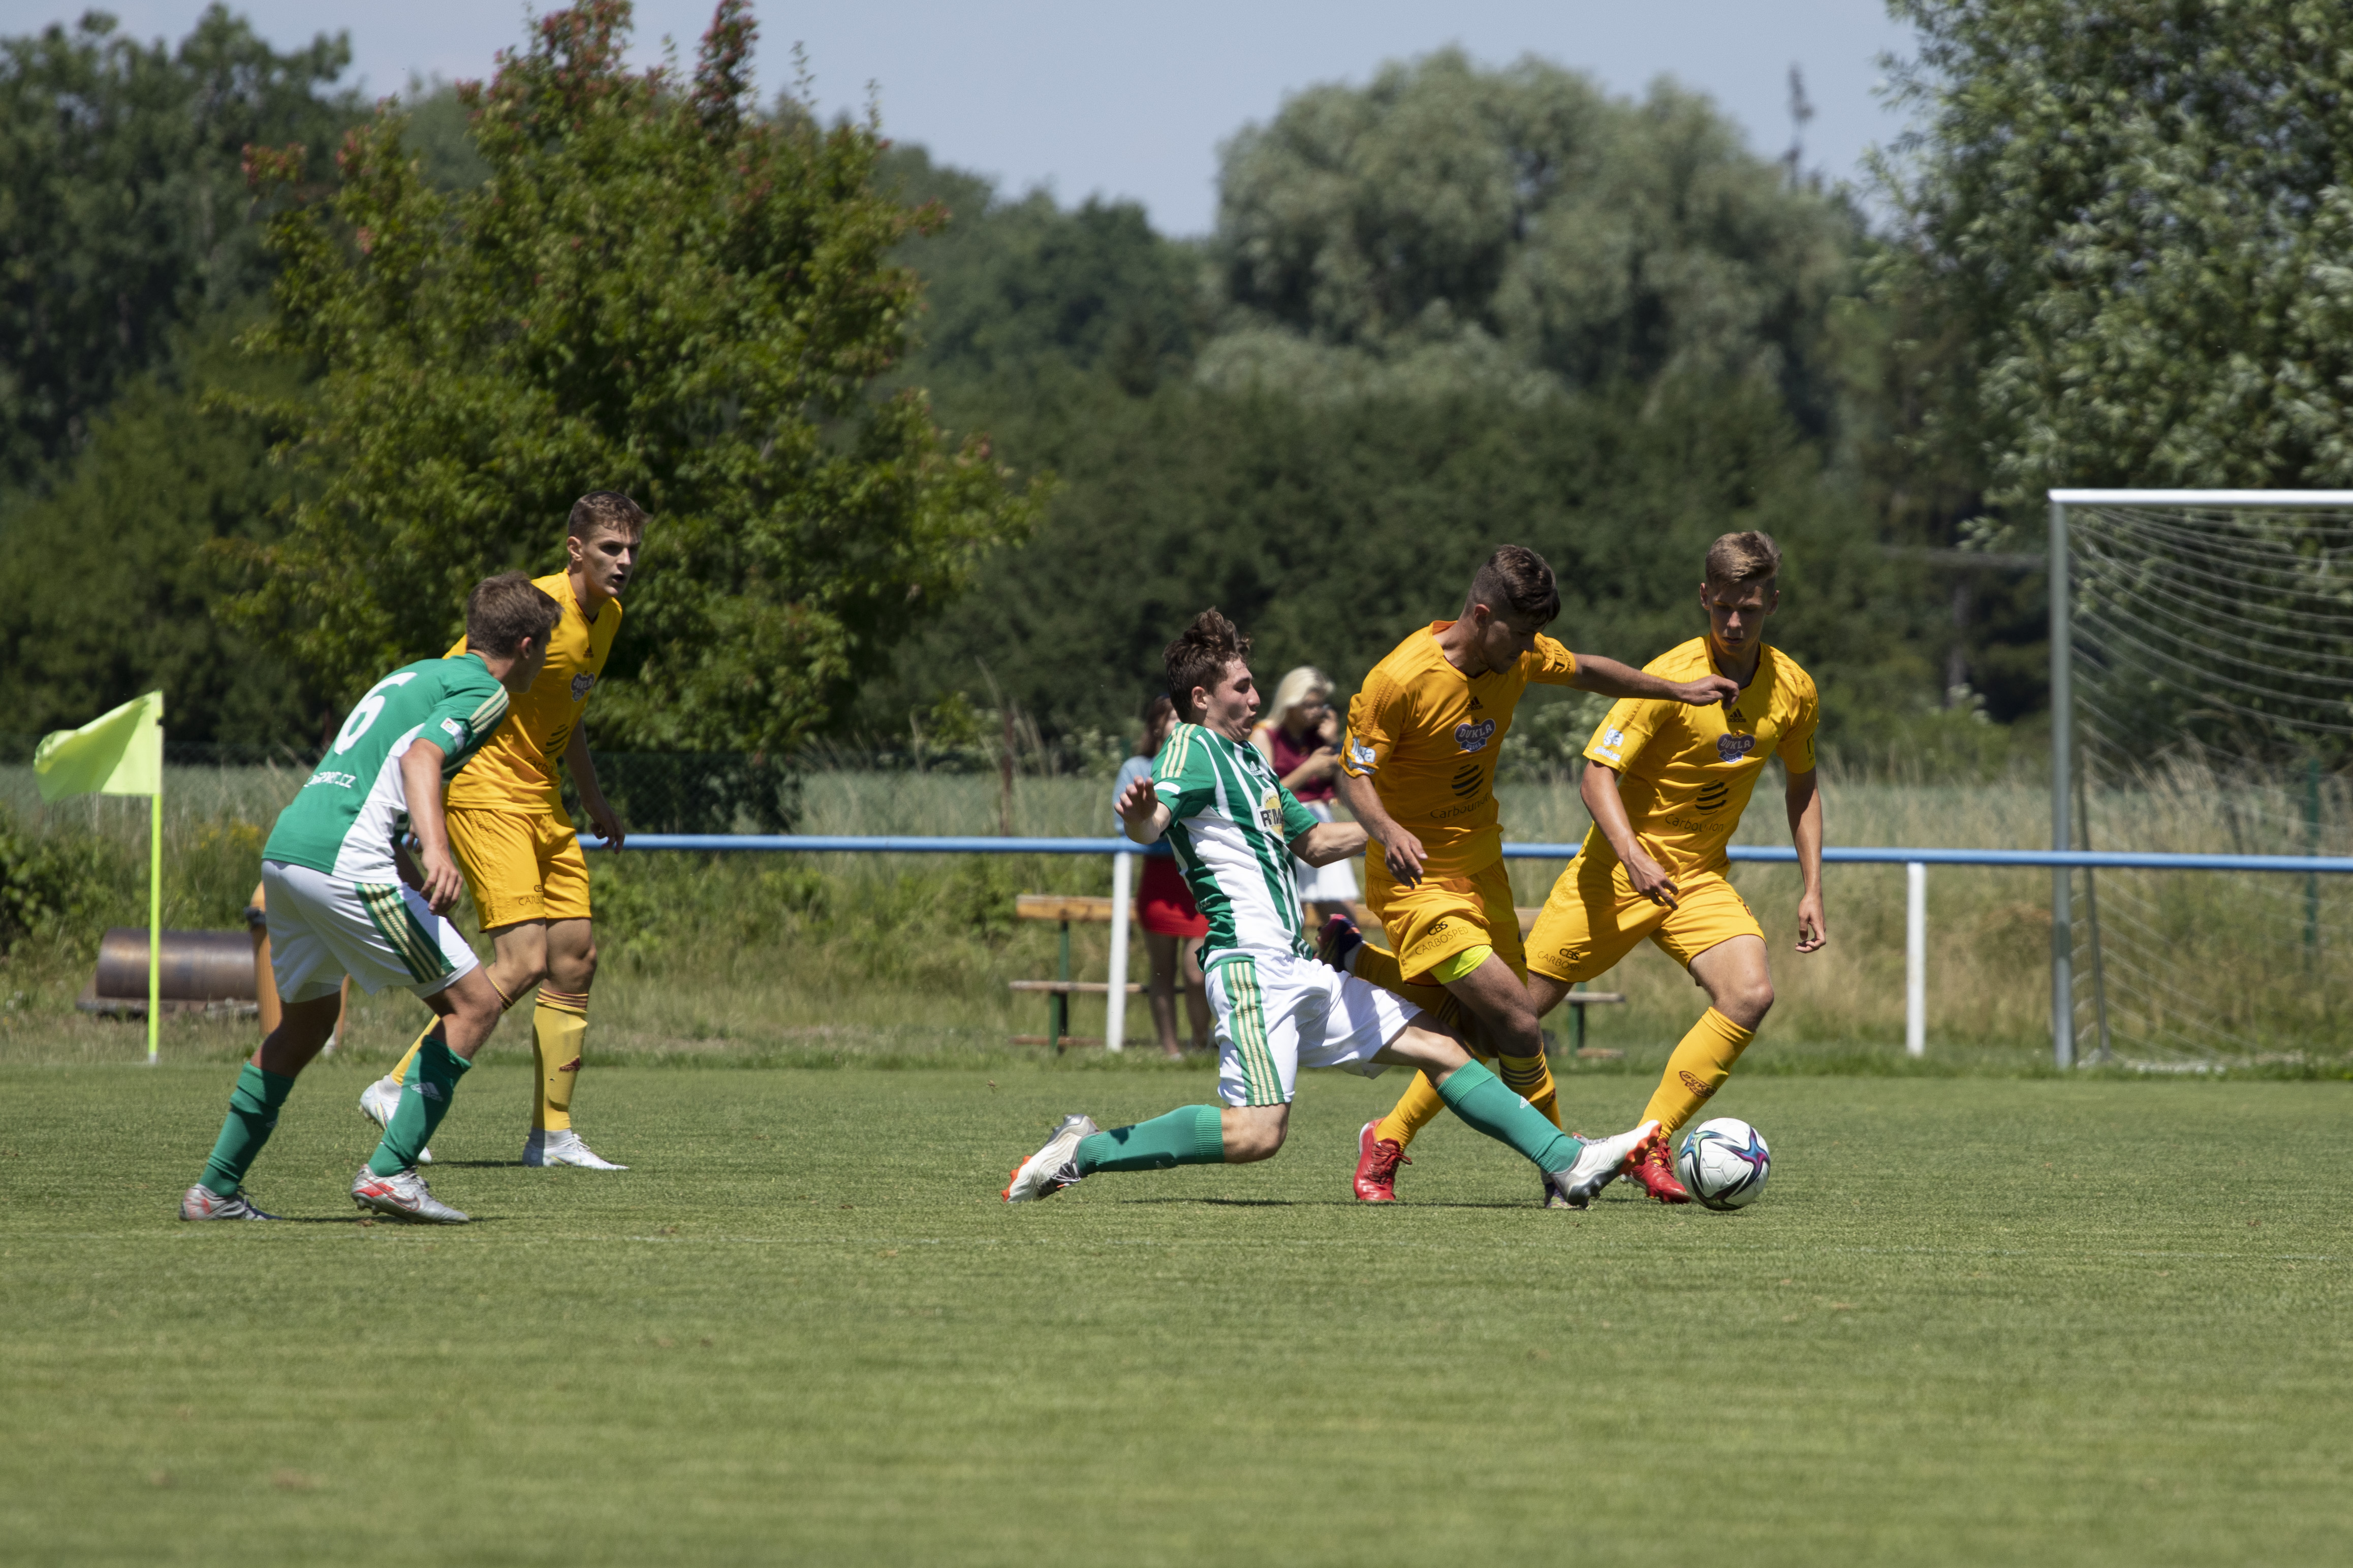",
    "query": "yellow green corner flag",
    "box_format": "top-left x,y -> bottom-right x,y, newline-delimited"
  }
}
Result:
35,692 -> 167,1062
34,691 -> 164,802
